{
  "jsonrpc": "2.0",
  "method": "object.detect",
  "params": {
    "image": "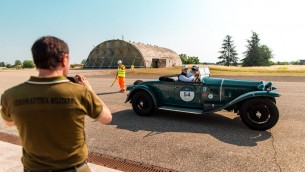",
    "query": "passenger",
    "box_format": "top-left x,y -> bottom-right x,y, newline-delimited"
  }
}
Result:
188,65 -> 200,82
178,65 -> 197,82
